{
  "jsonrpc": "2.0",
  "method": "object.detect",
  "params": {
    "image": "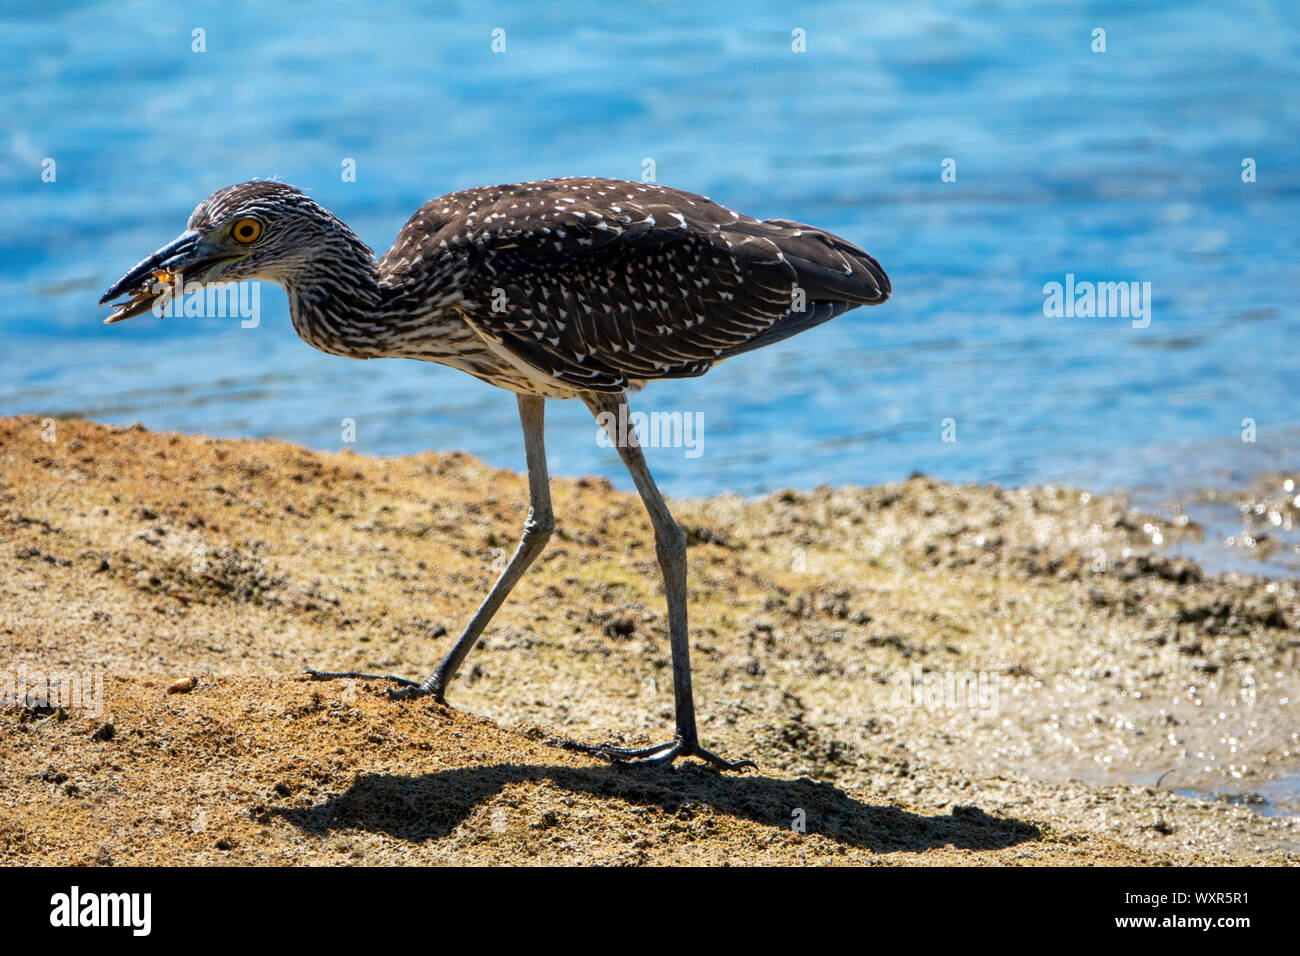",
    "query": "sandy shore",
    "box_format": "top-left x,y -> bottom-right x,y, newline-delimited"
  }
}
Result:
1,415 -> 1296,865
